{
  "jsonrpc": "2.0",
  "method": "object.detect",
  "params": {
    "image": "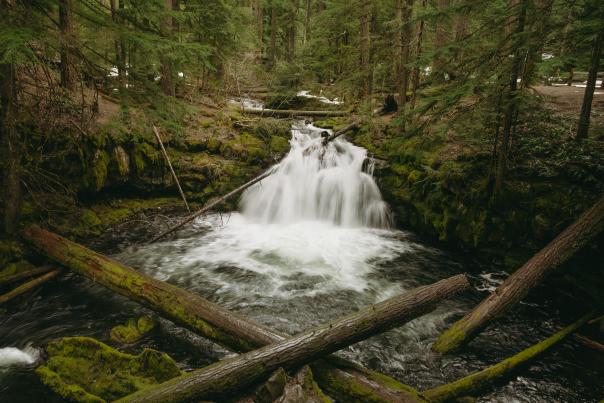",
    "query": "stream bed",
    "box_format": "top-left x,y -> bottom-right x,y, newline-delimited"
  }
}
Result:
1,122 -> 602,402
